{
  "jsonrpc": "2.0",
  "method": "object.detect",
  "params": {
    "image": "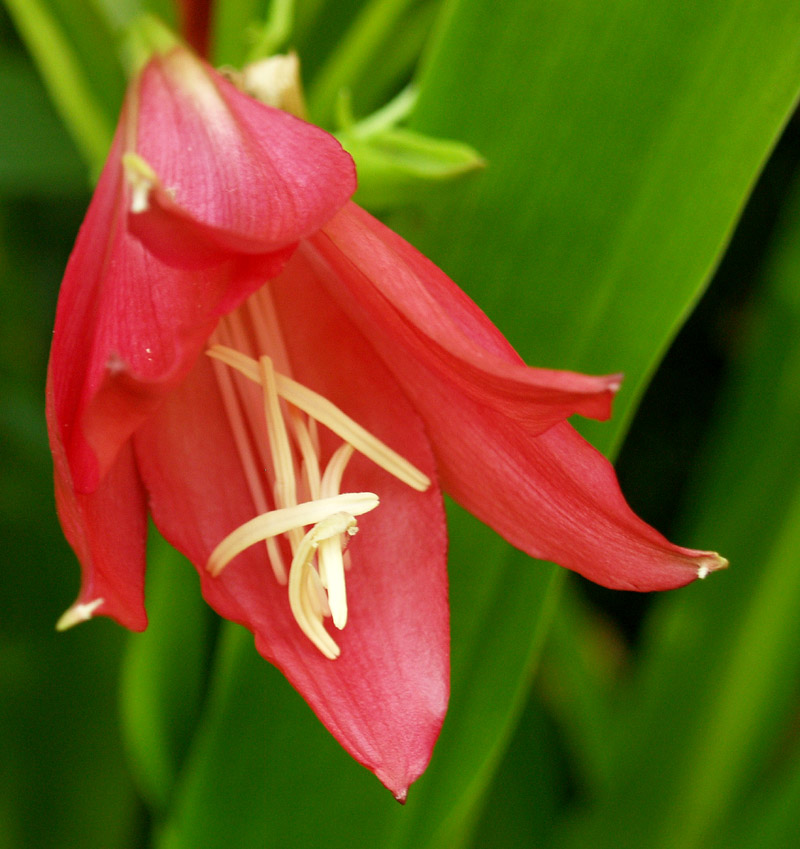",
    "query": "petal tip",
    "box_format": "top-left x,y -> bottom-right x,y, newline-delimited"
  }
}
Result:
696,552 -> 729,580
55,597 -> 105,631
